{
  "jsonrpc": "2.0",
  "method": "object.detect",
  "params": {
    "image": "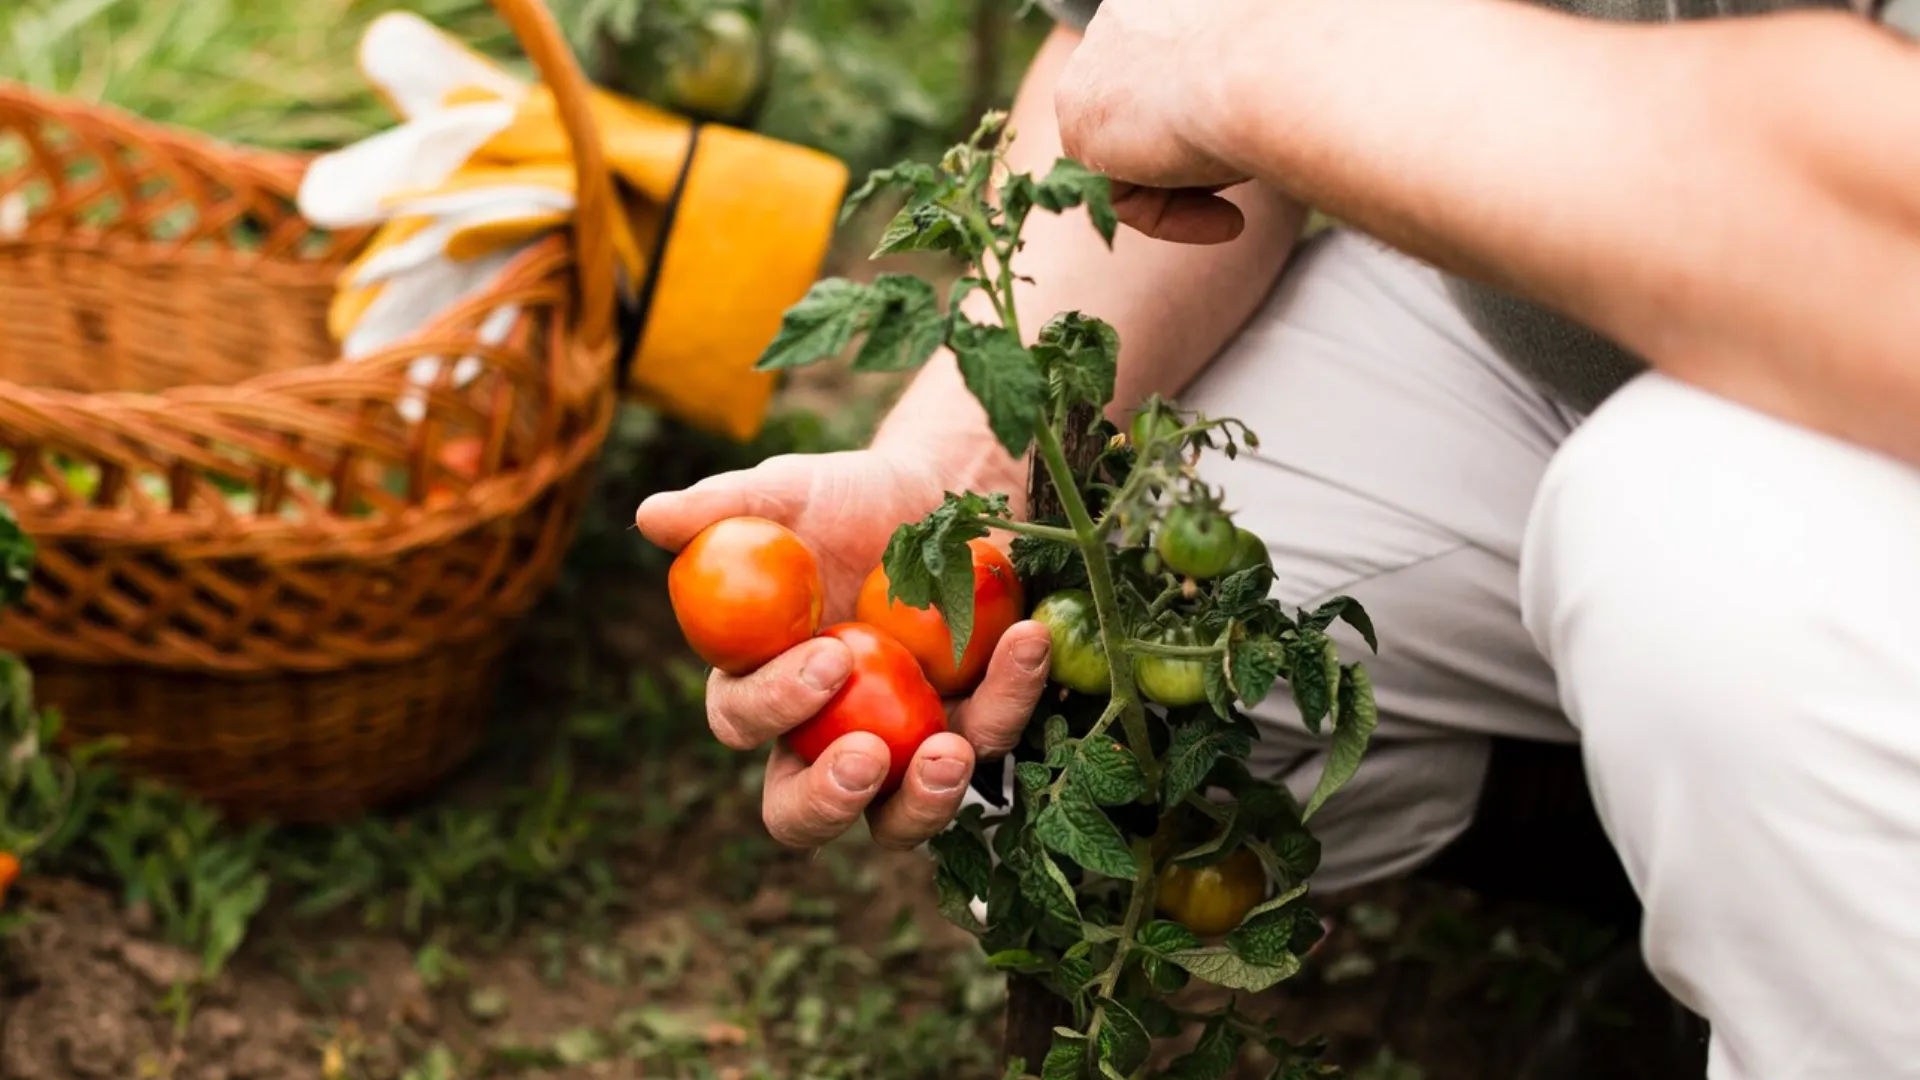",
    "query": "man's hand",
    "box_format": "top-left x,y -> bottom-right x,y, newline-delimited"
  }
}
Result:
636,451 -> 1052,851
1054,0 -> 1258,245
